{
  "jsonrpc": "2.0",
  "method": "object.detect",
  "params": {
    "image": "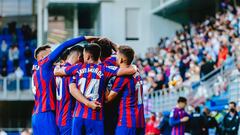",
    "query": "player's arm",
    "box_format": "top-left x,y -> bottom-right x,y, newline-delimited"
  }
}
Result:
116,65 -> 137,76
169,114 -> 181,126
105,77 -> 125,103
69,83 -> 101,110
105,91 -> 118,103
48,36 -> 98,63
169,112 -> 189,126
54,64 -> 81,76
104,65 -> 137,80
